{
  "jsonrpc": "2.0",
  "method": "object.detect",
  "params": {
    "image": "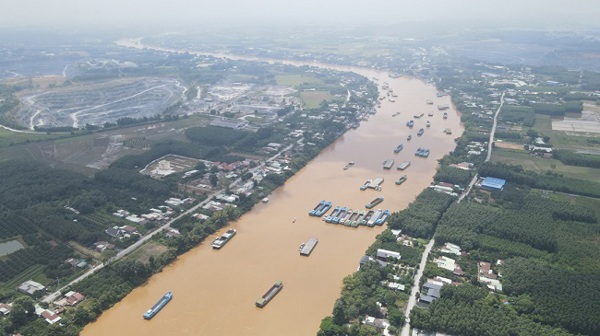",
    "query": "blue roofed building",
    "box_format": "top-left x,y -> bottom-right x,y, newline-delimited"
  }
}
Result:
481,177 -> 506,191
